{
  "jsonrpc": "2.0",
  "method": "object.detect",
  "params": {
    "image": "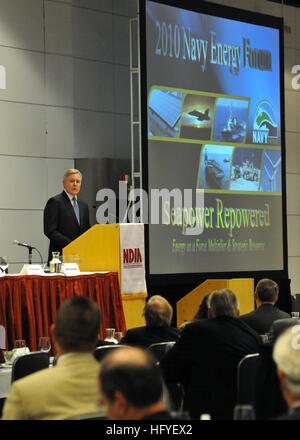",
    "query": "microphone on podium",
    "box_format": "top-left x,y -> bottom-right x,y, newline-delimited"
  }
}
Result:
13,240 -> 43,265
13,240 -> 35,250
